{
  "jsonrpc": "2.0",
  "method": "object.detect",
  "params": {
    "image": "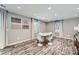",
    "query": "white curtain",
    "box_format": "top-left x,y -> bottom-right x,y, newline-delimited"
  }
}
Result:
0,9 -> 7,49
55,21 -> 61,32
34,20 -> 40,33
